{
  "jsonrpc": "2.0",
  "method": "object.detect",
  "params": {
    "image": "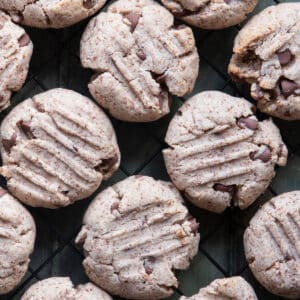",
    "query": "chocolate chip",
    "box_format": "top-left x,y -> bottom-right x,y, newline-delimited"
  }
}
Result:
123,12 -> 141,32
17,120 -> 35,139
277,49 -> 293,66
248,256 -> 255,264
83,0 -> 96,9
284,254 -> 294,262
237,117 -> 258,130
189,218 -> 199,234
95,155 -> 118,174
213,183 -> 236,194
280,78 -> 300,98
136,48 -> 146,60
144,257 -> 155,274
61,190 -> 69,195
110,202 -> 120,212
250,145 -> 271,162
0,189 -> 7,197
2,133 -> 17,153
224,0 -> 231,3
18,34 -> 30,47
176,110 -> 183,116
